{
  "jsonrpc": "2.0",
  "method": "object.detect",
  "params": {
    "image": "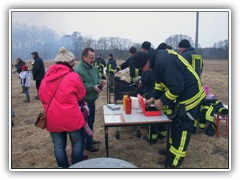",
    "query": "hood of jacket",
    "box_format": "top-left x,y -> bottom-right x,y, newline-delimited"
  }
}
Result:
44,64 -> 72,83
